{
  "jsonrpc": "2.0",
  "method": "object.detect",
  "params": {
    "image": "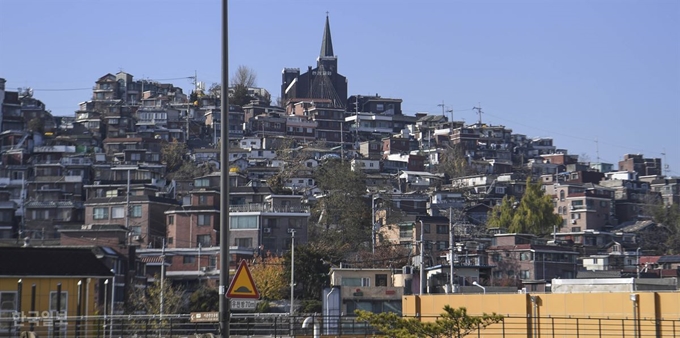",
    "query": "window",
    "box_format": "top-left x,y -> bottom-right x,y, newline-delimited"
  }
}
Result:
197,234 -> 211,247
520,252 -> 532,261
436,225 -> 448,234
571,227 -> 581,232
131,205 -> 142,218
423,224 -> 430,234
93,207 -> 109,220
399,227 -> 413,238
31,210 -> 49,220
111,207 -> 125,219
130,153 -> 141,161
198,214 -> 212,226
168,215 -> 174,225
198,195 -> 208,205
520,270 -> 531,279
49,291 -> 67,314
375,274 -> 388,287
230,216 -> 258,229
235,237 -> 252,248
0,292 -> 17,319
559,190 -> 565,201
183,255 -> 196,264
341,277 -> 370,287
106,190 -> 118,197
195,178 -> 210,187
